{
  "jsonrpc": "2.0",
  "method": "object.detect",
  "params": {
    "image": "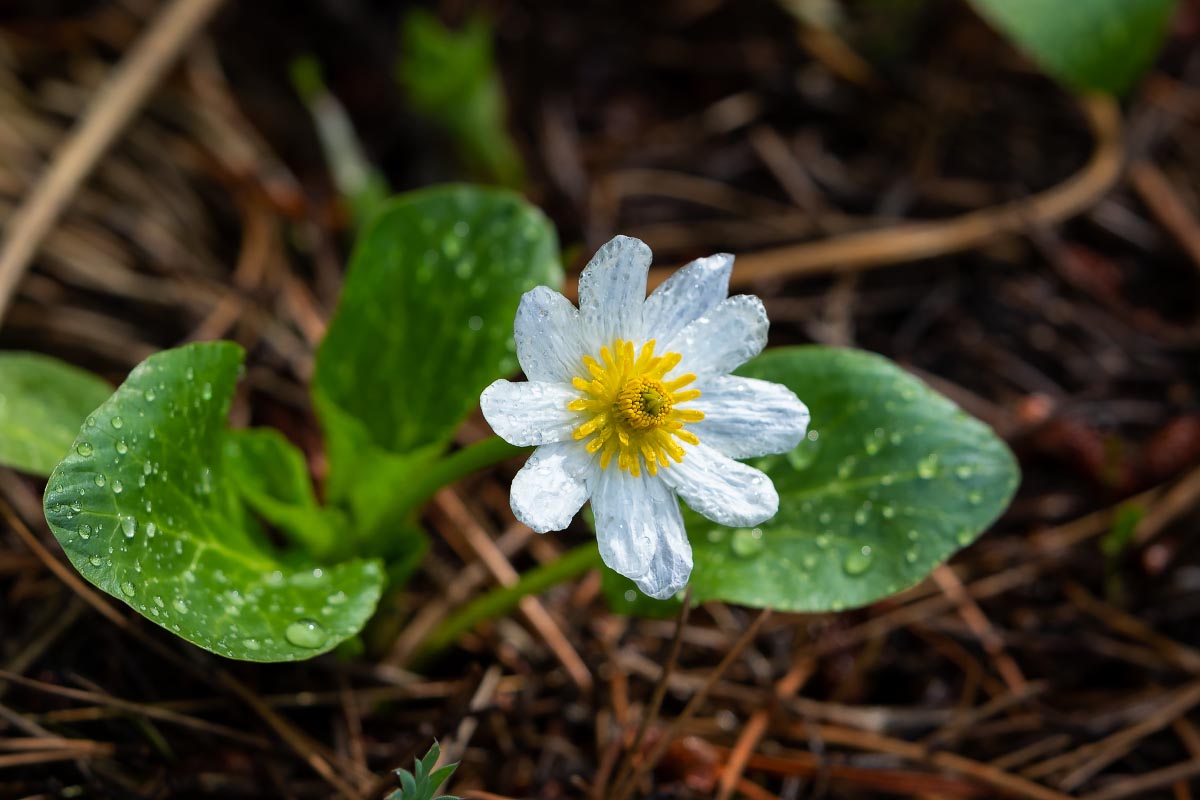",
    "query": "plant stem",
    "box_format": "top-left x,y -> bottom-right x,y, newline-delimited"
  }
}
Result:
416,541 -> 601,660
406,436 -> 526,508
